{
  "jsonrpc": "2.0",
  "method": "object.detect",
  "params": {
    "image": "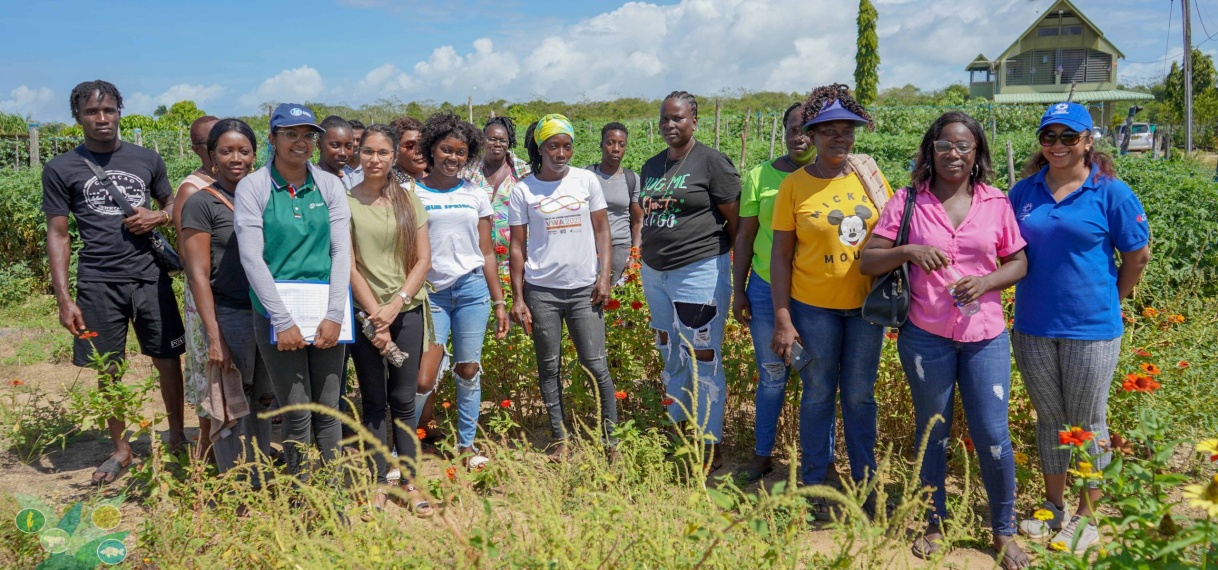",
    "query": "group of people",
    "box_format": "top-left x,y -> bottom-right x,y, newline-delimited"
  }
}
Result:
43,79 -> 1149,566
